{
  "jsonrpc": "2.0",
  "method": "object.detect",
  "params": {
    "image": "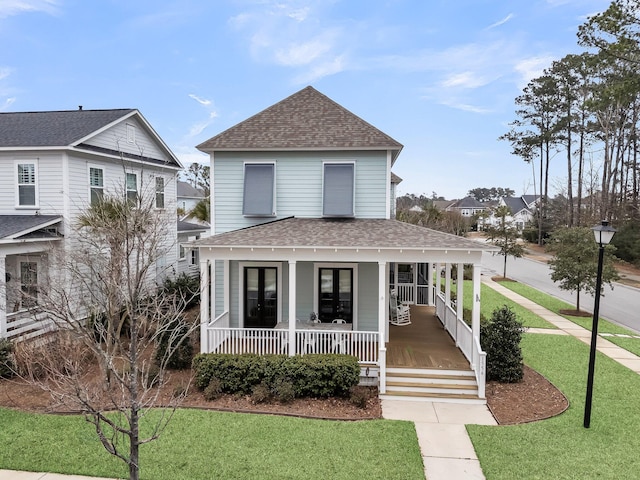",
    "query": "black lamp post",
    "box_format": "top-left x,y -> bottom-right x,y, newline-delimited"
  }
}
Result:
583,220 -> 616,429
